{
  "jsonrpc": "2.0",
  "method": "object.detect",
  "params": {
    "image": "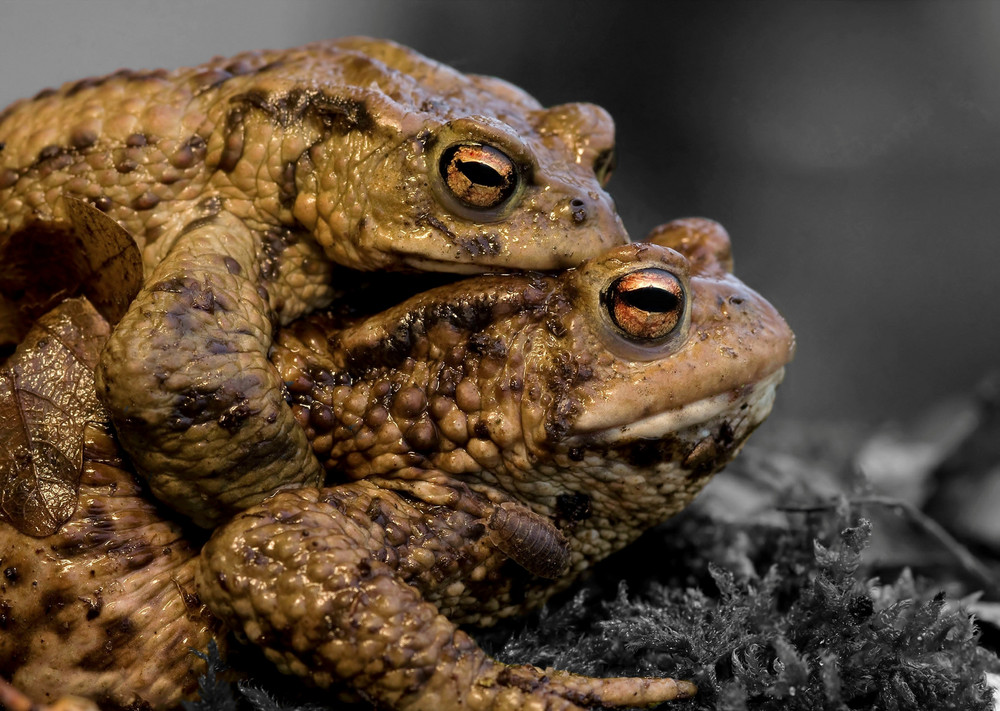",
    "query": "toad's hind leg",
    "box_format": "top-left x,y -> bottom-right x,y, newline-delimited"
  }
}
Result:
95,210 -> 323,527
196,485 -> 696,710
